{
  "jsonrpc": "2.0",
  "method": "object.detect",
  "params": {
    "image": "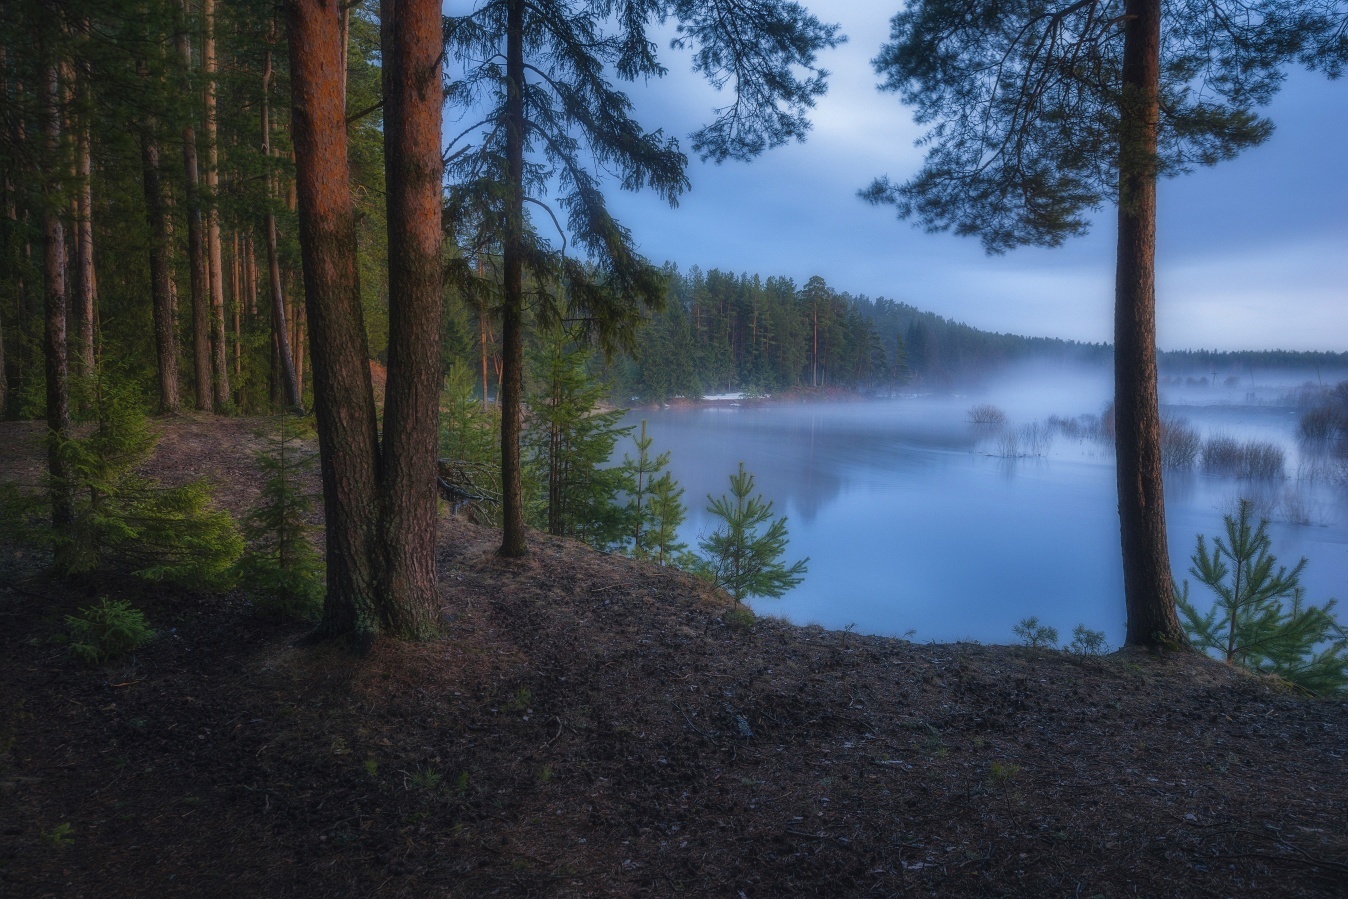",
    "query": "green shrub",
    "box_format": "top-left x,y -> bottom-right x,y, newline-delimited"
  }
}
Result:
1013,616 -> 1058,649
66,598 -> 154,666
1068,625 -> 1107,655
